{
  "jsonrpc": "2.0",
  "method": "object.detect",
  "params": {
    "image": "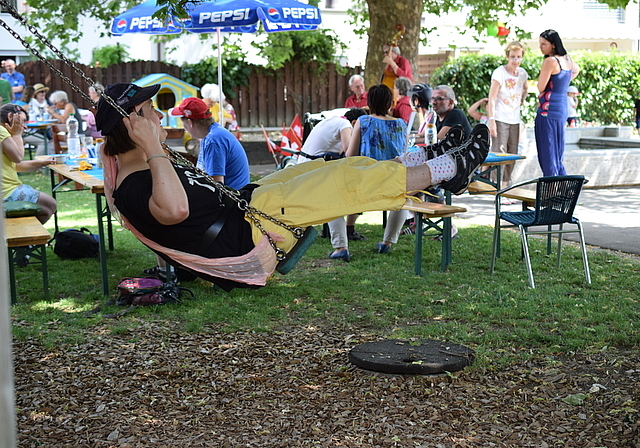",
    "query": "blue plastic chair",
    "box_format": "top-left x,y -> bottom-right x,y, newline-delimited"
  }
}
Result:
490,175 -> 591,288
